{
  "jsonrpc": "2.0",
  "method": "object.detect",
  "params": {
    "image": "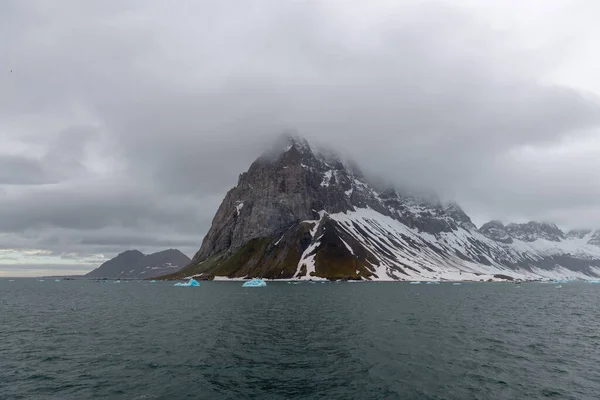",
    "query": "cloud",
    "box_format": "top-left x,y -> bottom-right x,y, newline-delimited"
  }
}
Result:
2,0 -> 600,273
0,264 -> 94,278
